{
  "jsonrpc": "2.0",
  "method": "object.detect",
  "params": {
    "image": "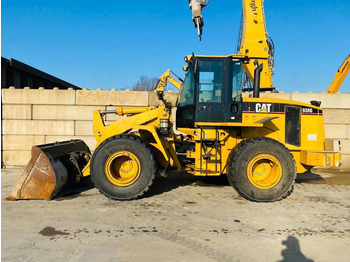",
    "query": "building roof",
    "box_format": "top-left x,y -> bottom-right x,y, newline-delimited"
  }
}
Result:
1,57 -> 81,90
